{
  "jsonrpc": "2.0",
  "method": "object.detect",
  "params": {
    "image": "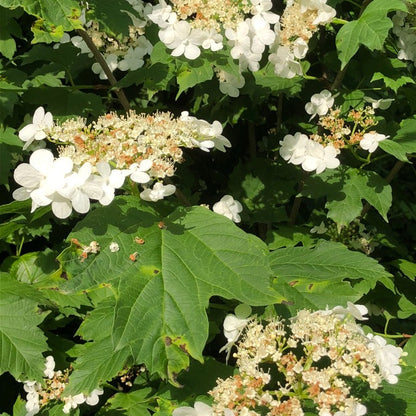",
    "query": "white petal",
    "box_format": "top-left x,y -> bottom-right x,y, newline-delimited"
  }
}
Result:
14,164 -> 41,187
131,171 -> 151,184
71,191 -> 90,214
30,149 -> 54,173
30,189 -> 53,207
54,157 -> 73,175
96,161 -> 111,178
109,169 -> 126,188
139,159 -> 153,171
19,124 -> 36,142
52,198 -> 72,219
12,187 -> 31,201
32,107 -> 45,124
